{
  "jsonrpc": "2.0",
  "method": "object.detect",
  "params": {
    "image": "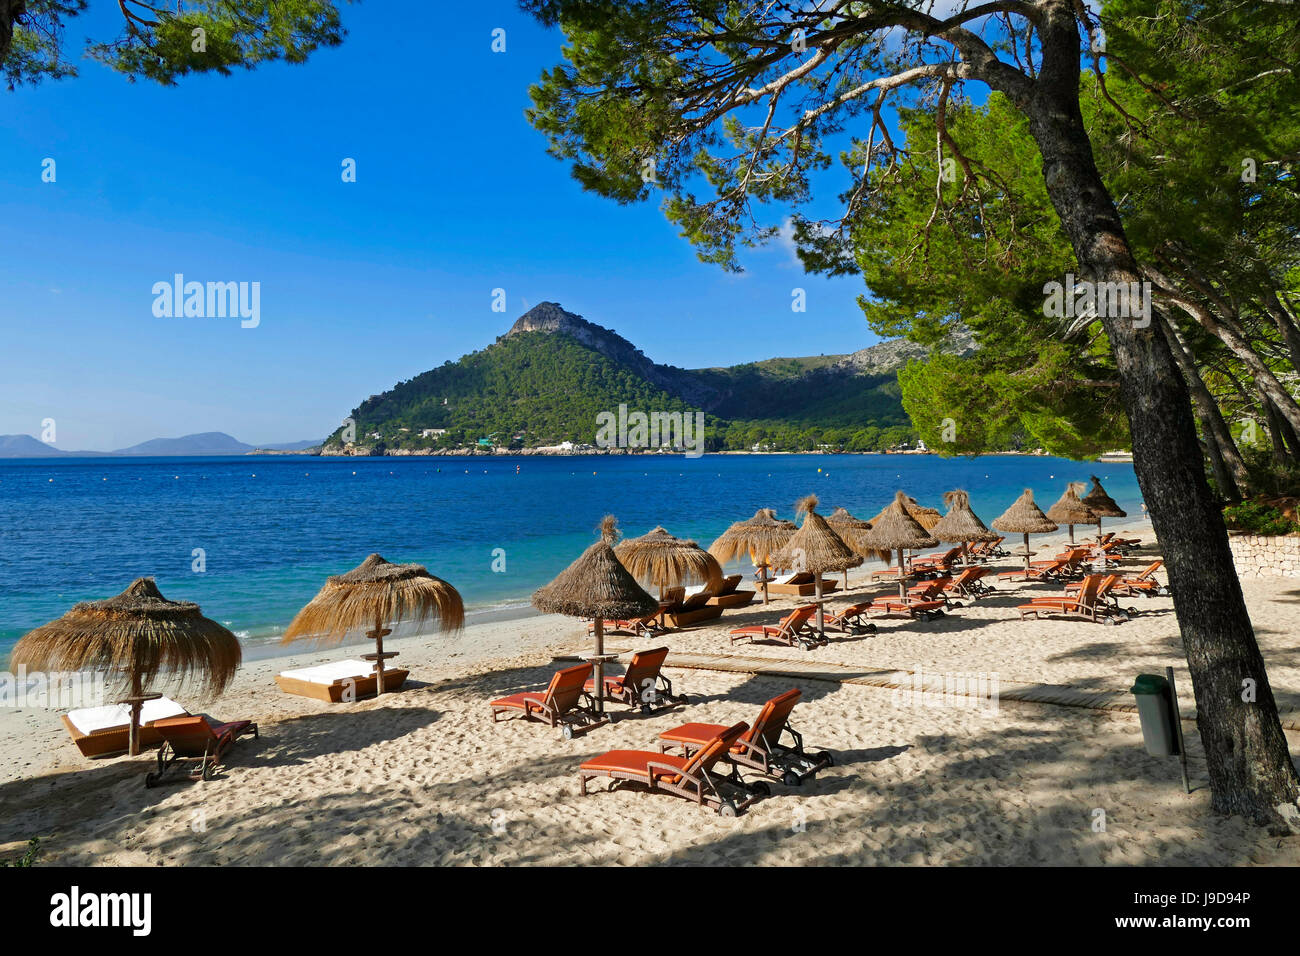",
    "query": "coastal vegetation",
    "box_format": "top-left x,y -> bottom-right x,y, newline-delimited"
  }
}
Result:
0,837 -> 41,867
521,0 -> 1300,825
2,1 -> 344,89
